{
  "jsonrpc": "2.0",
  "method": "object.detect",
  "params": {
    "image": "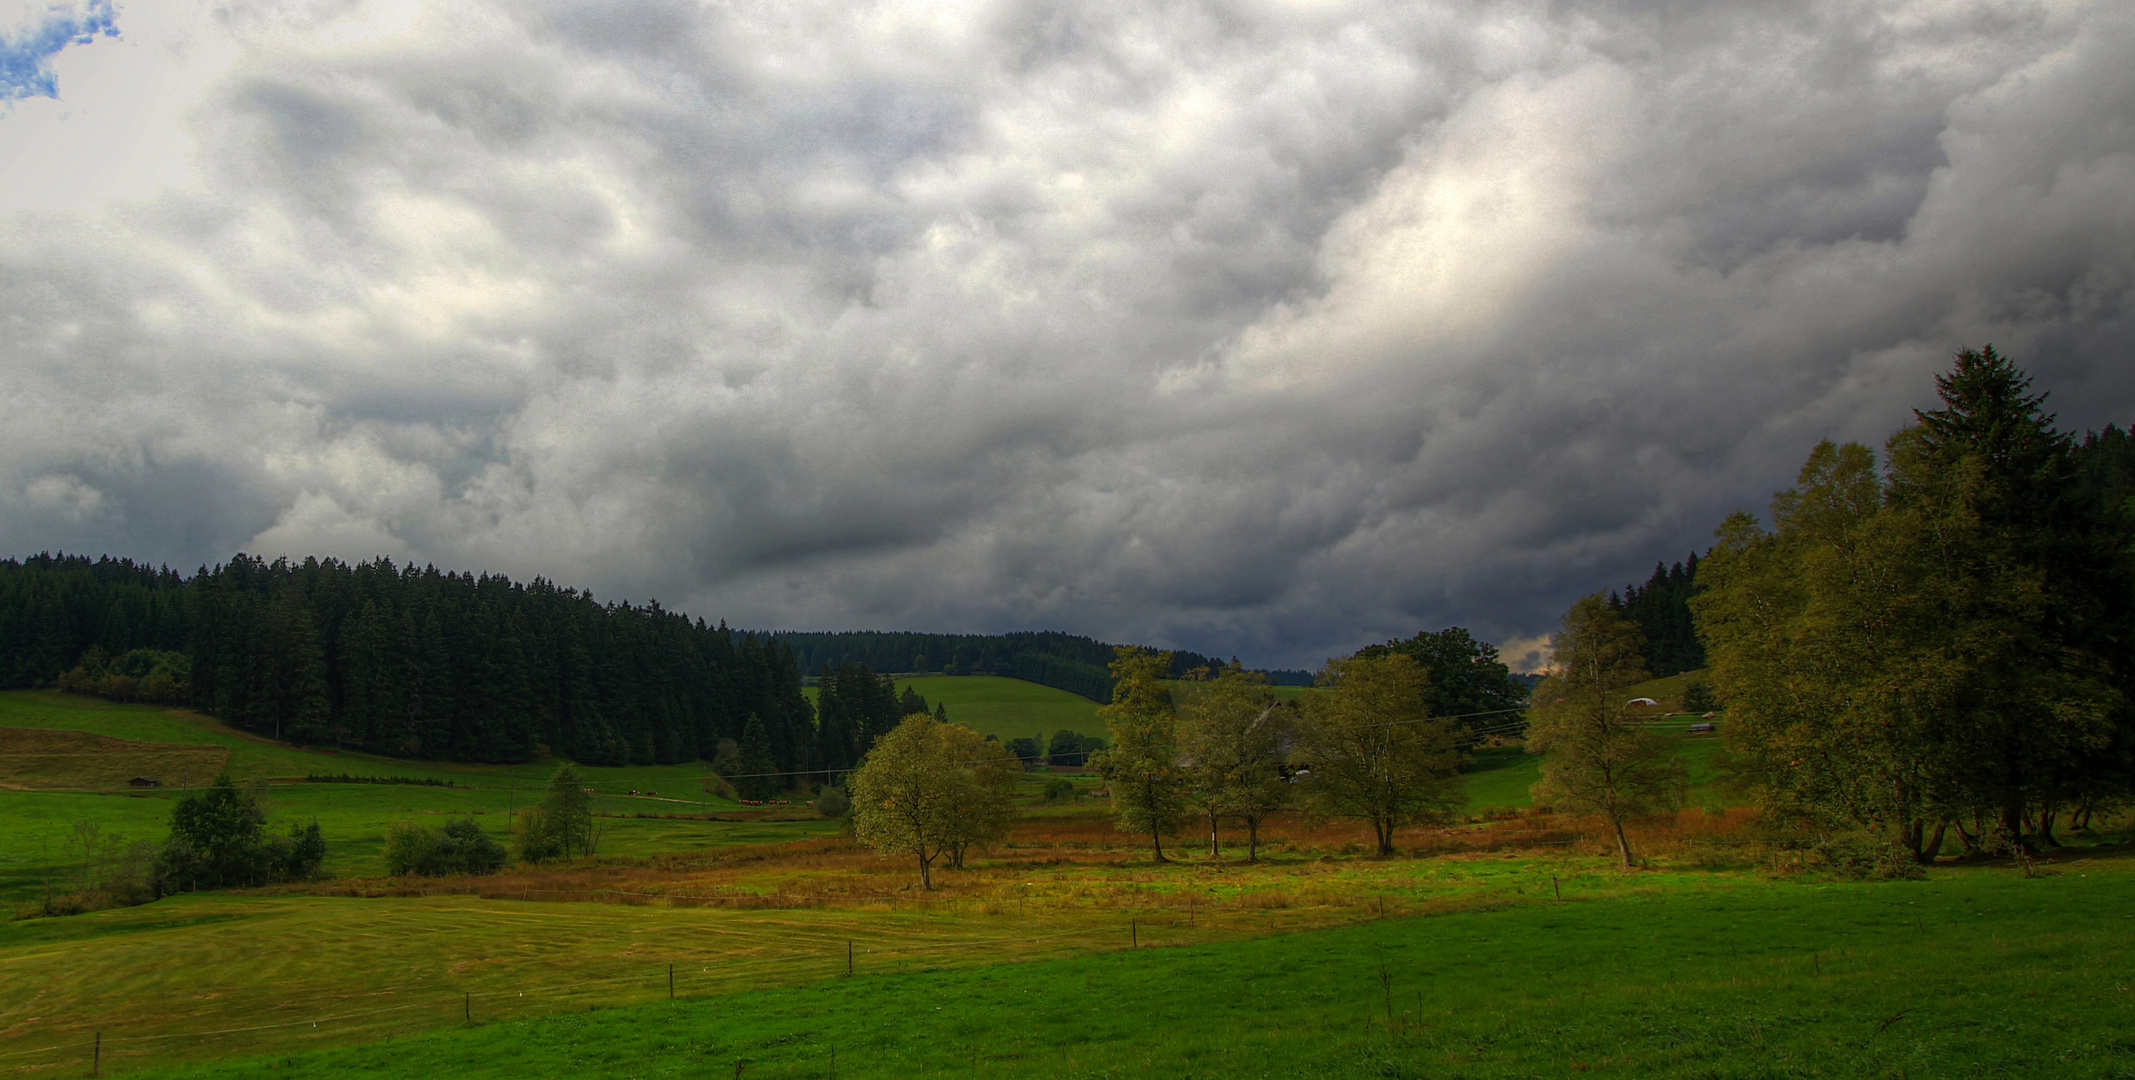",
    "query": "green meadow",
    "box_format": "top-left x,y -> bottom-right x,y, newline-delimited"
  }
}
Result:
842,675 -> 1110,743
30,851 -> 2128,1080
0,676 -> 1737,906
3,683 -> 2131,1077
0,693 -> 845,904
